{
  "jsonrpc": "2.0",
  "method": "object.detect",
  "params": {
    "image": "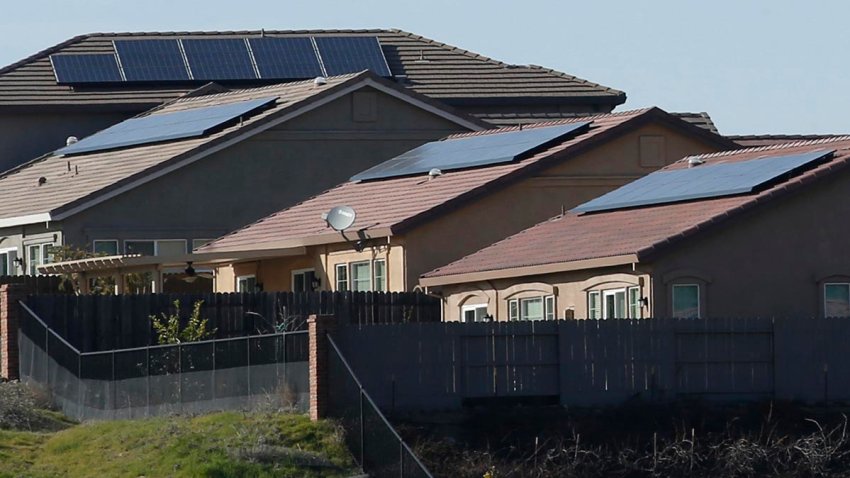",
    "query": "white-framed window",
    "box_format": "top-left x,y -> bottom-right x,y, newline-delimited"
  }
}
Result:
292,268 -> 316,292
125,239 -> 187,256
672,284 -> 700,318
27,243 -> 55,276
588,291 -> 601,319
237,275 -> 257,293
602,289 -> 627,319
628,286 -> 641,319
824,283 -> 850,317
0,248 -> 18,276
508,295 -> 555,321
373,259 -> 386,292
93,240 -> 119,256
335,264 -> 348,292
350,261 -> 371,291
461,304 -> 488,323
